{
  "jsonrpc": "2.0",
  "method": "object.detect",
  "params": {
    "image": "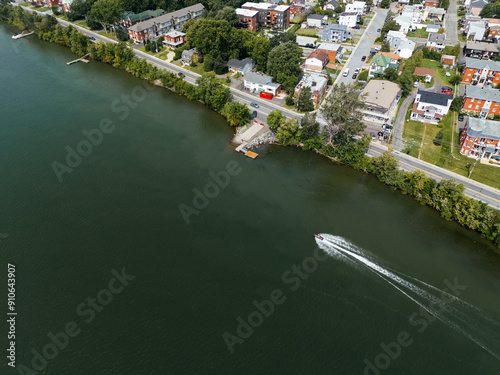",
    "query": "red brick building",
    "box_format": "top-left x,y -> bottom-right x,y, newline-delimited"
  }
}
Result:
163,30 -> 186,48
